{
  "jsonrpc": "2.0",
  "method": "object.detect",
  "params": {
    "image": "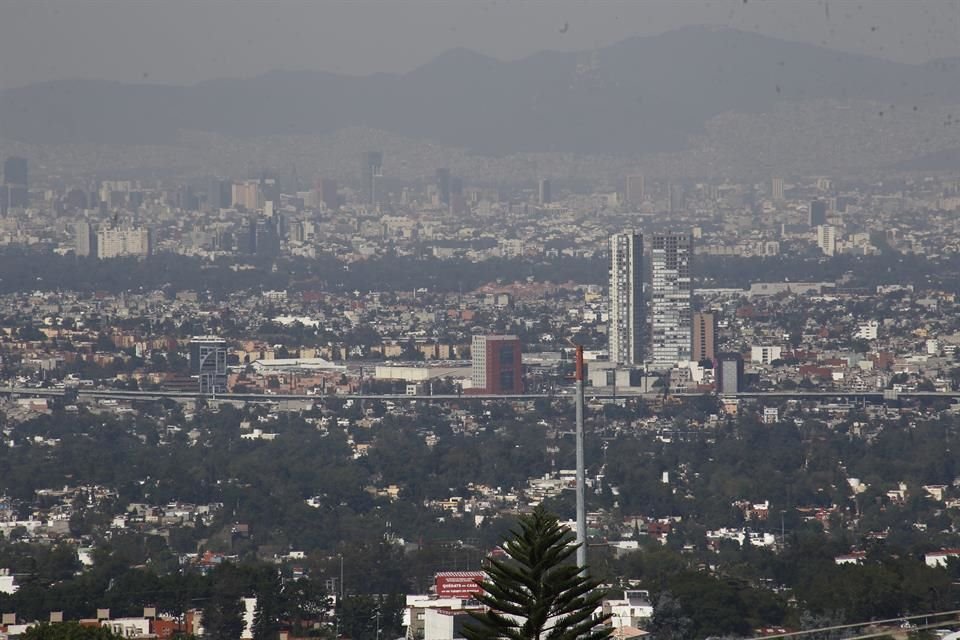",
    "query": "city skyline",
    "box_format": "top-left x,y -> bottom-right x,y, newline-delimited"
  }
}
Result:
3,3 -> 960,637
